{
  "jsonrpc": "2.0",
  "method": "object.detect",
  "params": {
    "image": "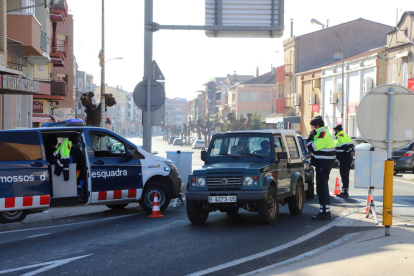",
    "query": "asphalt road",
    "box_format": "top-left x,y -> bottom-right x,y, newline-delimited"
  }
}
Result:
0,136 -> 413,276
